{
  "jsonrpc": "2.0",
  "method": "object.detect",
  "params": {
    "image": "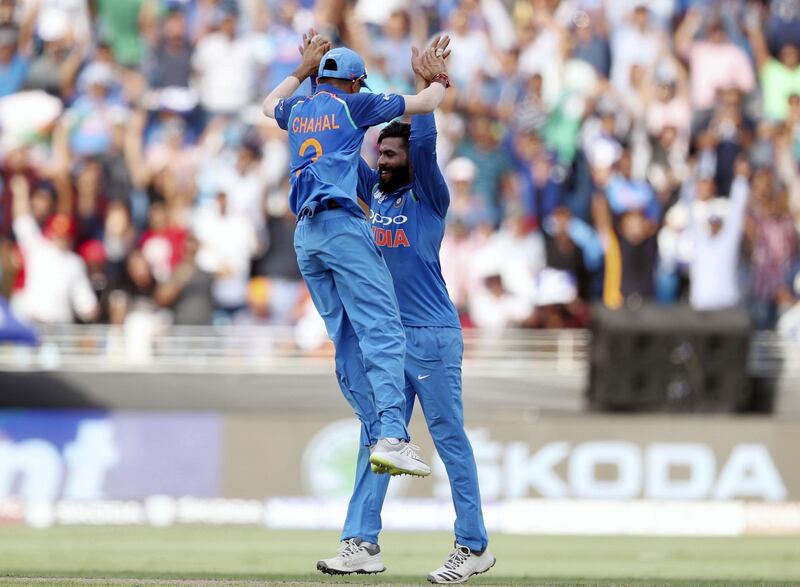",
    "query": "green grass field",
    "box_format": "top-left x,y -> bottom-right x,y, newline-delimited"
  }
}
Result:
0,527 -> 797,587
